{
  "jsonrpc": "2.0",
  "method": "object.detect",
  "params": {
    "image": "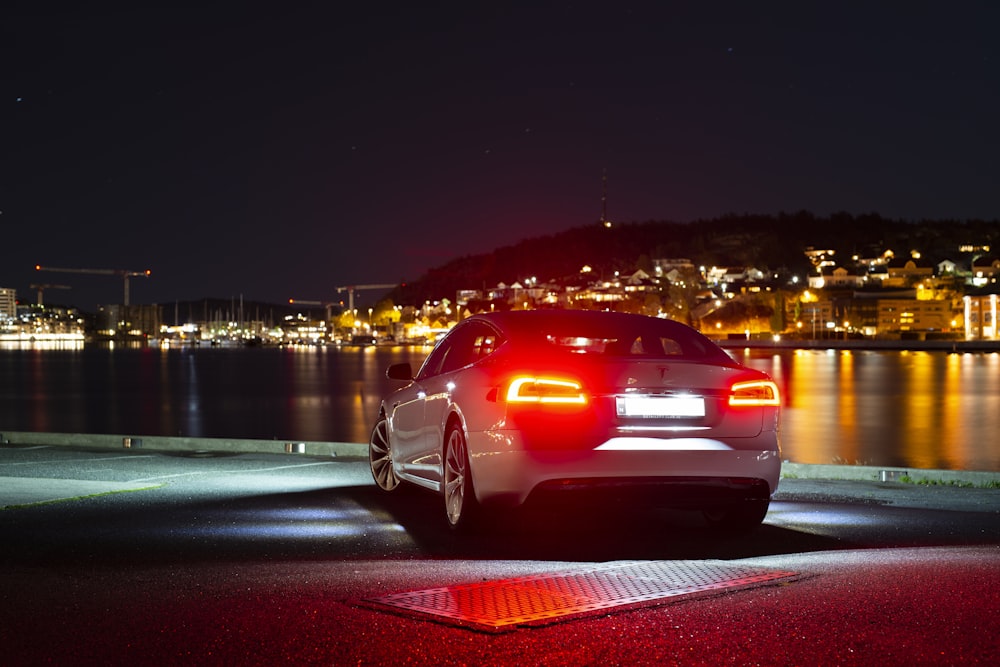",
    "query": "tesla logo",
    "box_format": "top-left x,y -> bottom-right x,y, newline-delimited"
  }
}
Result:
659,367 -> 670,382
